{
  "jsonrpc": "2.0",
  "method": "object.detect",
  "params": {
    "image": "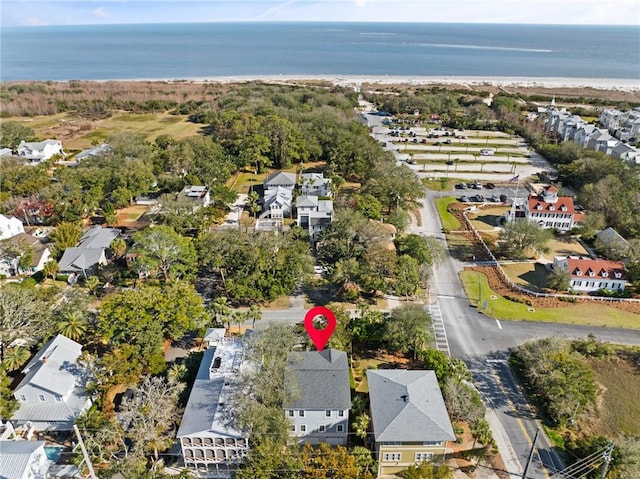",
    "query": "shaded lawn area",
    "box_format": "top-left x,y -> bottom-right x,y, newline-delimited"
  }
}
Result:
545,236 -> 589,258
116,204 -> 149,223
460,271 -> 640,328
467,206 -> 509,231
435,196 -> 462,231
446,233 -> 476,262
588,357 -> 640,437
501,262 -> 549,290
